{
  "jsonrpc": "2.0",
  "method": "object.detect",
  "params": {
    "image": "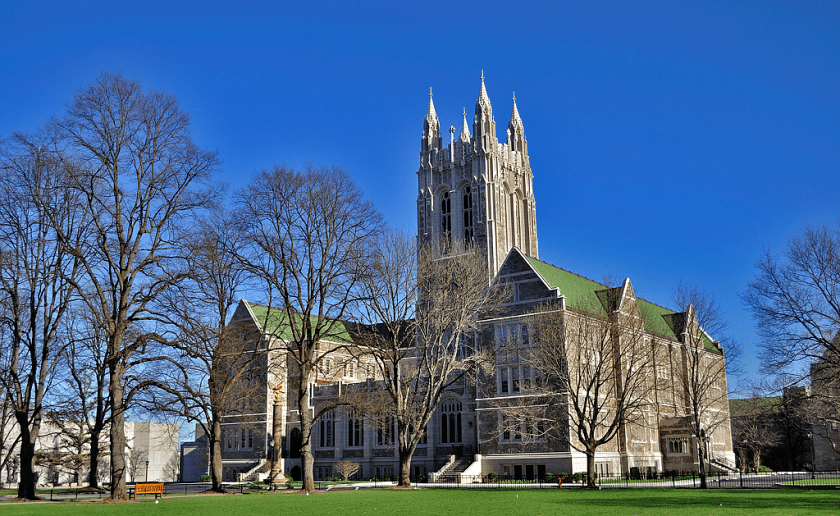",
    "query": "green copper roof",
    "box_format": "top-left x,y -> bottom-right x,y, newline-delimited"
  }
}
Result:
248,303 -> 355,344
528,257 -> 609,316
526,256 -> 720,352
